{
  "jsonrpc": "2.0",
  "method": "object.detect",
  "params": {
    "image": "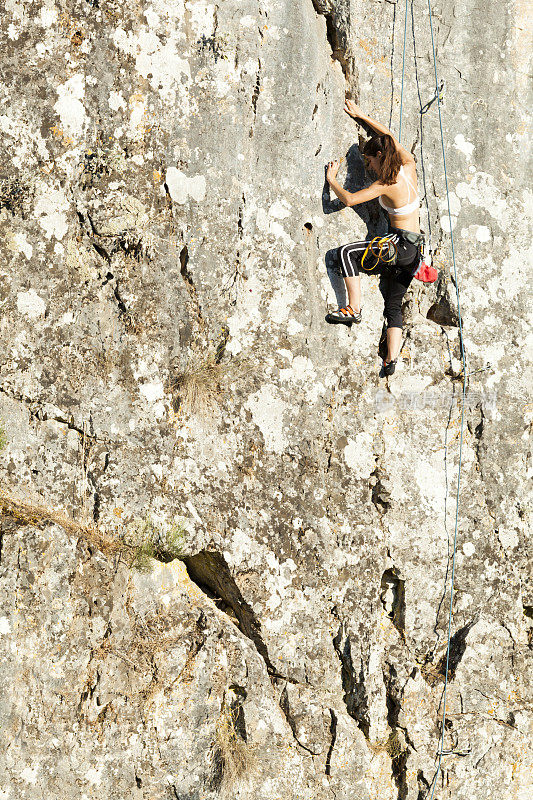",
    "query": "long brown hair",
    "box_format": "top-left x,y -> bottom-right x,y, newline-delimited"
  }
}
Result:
363,135 -> 402,185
